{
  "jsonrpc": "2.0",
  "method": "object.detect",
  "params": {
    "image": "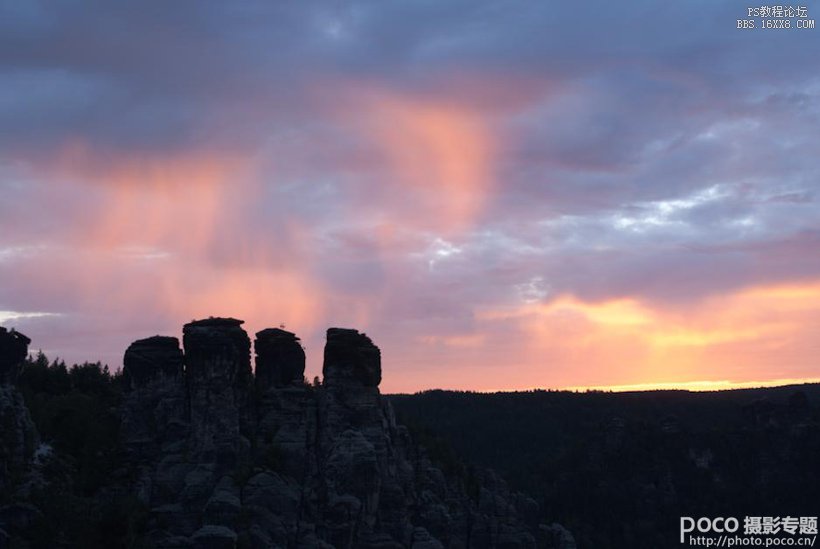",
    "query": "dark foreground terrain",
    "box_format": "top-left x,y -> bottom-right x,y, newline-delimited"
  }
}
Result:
0,322 -> 572,549
3,320 -> 817,549
390,385 -> 820,548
